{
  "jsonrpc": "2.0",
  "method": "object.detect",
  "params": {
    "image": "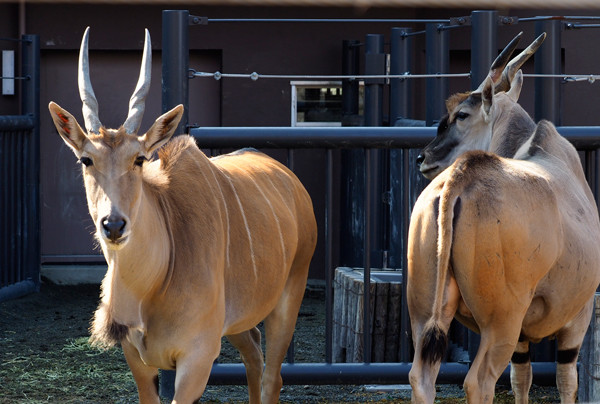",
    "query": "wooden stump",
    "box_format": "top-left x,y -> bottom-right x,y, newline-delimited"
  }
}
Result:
332,267 -> 403,363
